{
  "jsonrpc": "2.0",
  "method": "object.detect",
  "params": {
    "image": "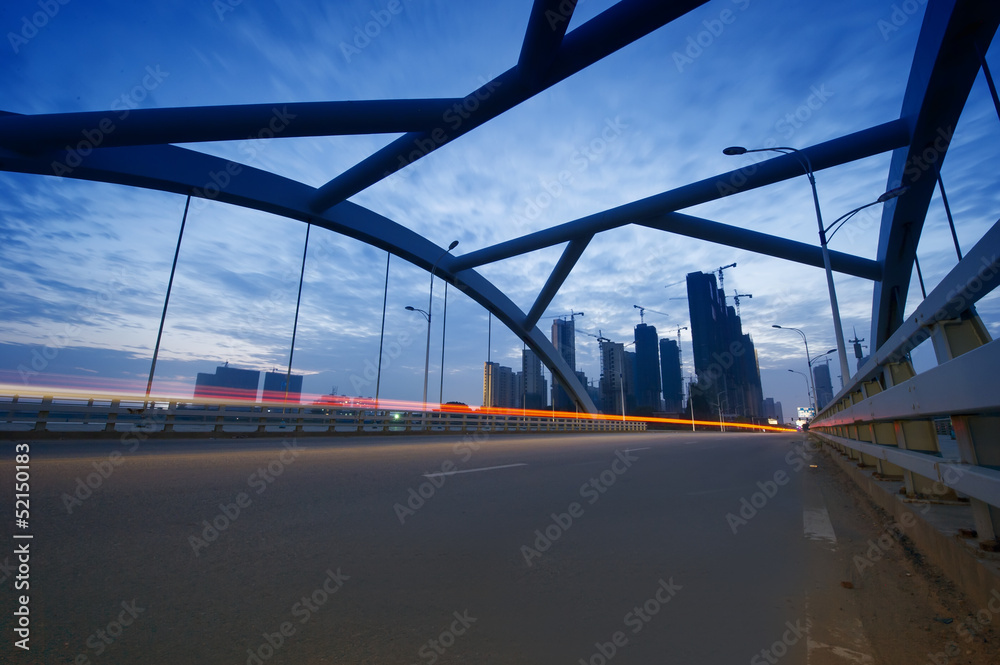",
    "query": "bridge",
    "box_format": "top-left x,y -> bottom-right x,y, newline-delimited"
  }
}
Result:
2,0 -> 1000,663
